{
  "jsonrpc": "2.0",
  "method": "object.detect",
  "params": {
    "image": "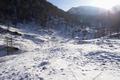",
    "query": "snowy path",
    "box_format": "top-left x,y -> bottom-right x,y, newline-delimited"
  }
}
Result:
0,25 -> 120,80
